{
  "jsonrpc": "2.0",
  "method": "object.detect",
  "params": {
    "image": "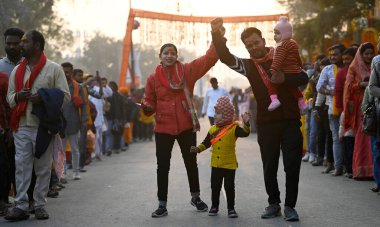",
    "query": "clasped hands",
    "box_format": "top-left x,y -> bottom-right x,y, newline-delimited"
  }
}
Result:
16,88 -> 41,104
